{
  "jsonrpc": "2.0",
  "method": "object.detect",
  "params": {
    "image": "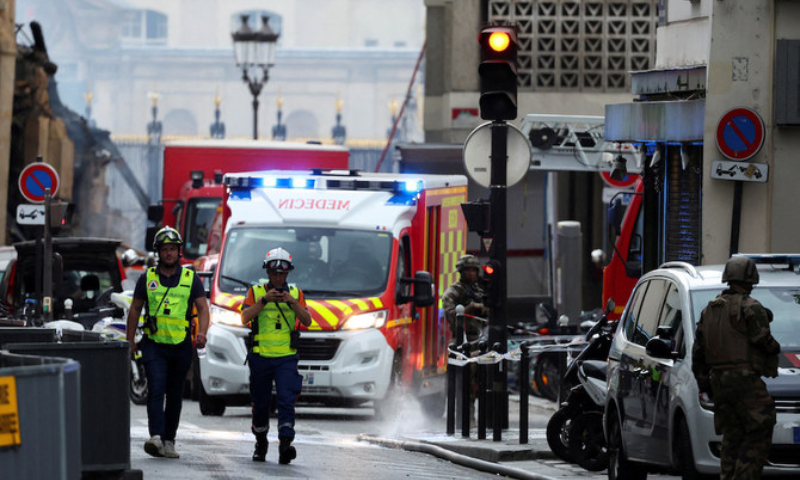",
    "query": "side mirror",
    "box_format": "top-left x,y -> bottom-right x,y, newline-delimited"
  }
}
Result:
412,271 -> 434,307
645,337 -> 674,360
605,298 -> 616,316
147,204 -> 164,223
